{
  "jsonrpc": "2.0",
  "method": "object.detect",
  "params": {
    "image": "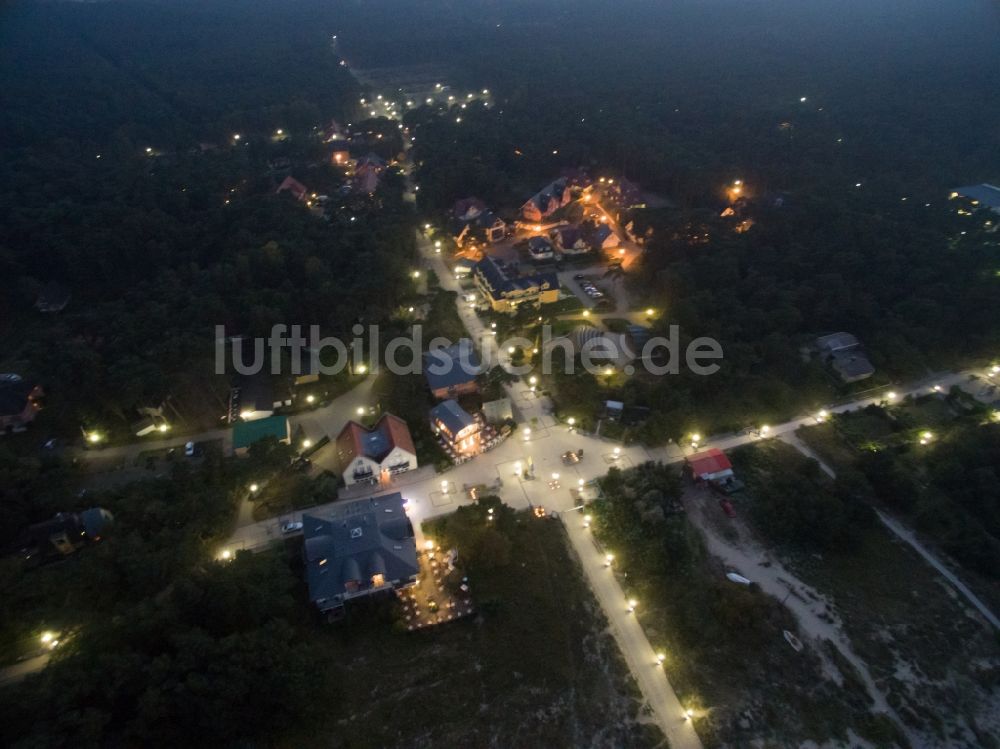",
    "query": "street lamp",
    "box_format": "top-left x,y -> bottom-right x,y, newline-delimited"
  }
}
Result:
529,375 -> 538,386
87,432 -> 102,444
613,446 -> 621,459
886,391 -> 898,402
356,406 -> 365,416
441,480 -> 449,494
249,483 -> 259,493
656,652 -> 666,665
604,553 -> 614,567
220,549 -> 232,561
514,461 -> 522,477
583,513 -> 592,528
627,599 -> 637,613
302,439 -> 312,449
523,427 -> 531,441
567,417 -> 576,427
816,409 -> 829,423
760,425 -> 771,437
306,394 -> 315,404
646,308 -> 654,316
919,430 -> 934,445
